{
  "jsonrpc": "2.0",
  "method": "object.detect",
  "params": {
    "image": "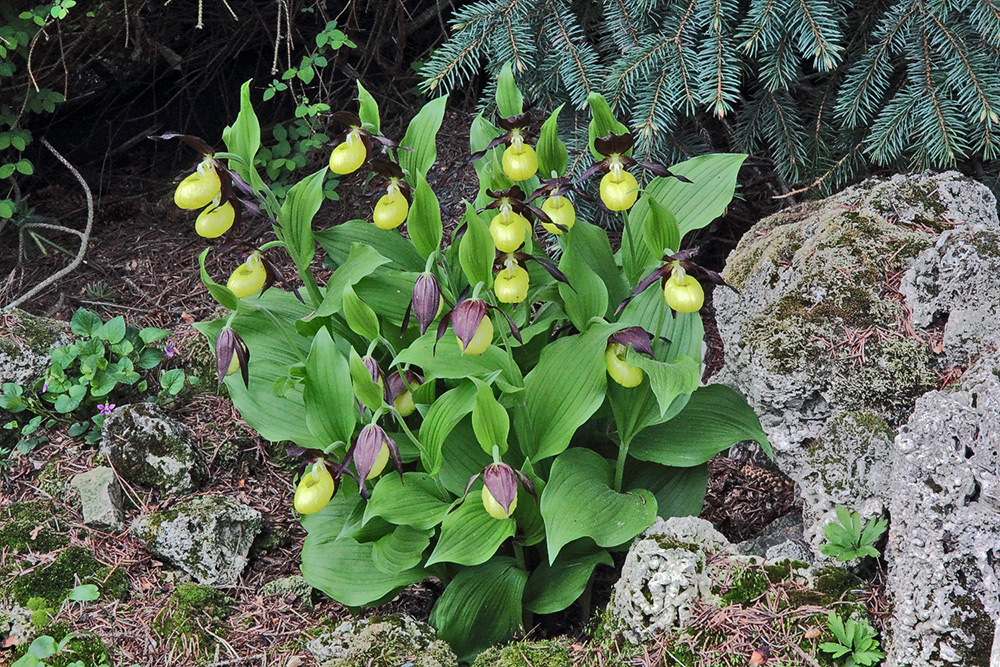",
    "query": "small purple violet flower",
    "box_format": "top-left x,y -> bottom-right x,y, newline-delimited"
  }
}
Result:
97,403 -> 115,416
42,381 -> 49,393
165,342 -> 176,358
